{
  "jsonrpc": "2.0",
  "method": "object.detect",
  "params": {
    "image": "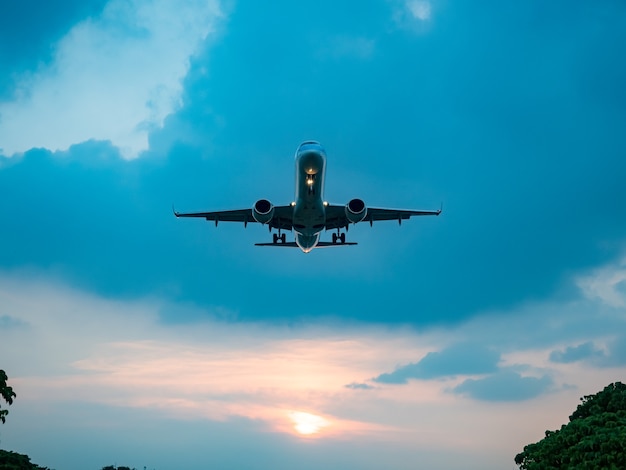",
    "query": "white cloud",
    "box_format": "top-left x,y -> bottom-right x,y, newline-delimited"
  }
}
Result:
407,0 -> 432,21
0,0 -> 223,158
576,257 -> 626,307
391,0 -> 434,31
